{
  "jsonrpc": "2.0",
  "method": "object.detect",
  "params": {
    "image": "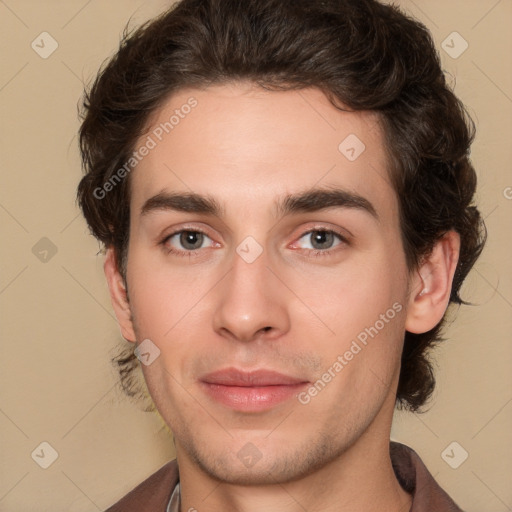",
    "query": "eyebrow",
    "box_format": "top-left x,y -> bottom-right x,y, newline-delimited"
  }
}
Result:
140,188 -> 378,220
